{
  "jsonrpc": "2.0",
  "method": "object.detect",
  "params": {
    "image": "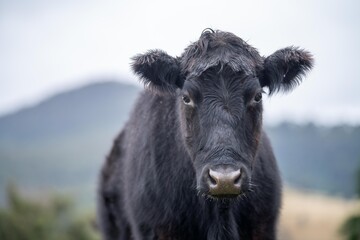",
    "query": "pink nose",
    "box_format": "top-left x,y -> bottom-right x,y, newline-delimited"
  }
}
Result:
208,167 -> 241,196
